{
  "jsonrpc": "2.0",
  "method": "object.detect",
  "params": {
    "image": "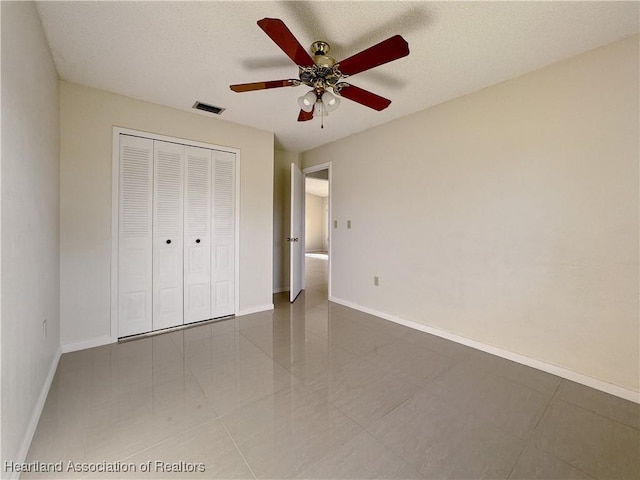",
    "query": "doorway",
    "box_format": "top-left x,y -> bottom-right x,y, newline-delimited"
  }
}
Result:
304,168 -> 329,297
302,165 -> 331,299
